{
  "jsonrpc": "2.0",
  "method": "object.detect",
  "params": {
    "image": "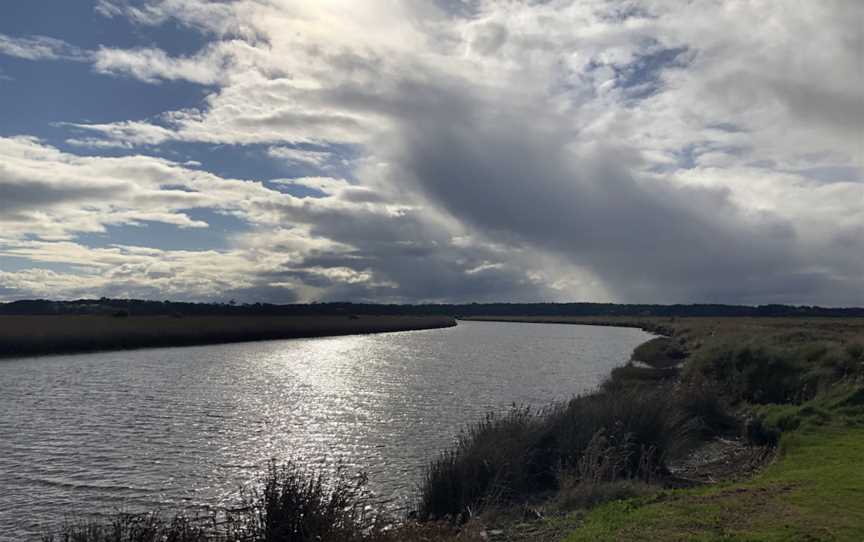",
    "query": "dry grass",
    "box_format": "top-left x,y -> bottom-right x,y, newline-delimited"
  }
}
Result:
463,315 -> 864,343
0,314 -> 456,359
